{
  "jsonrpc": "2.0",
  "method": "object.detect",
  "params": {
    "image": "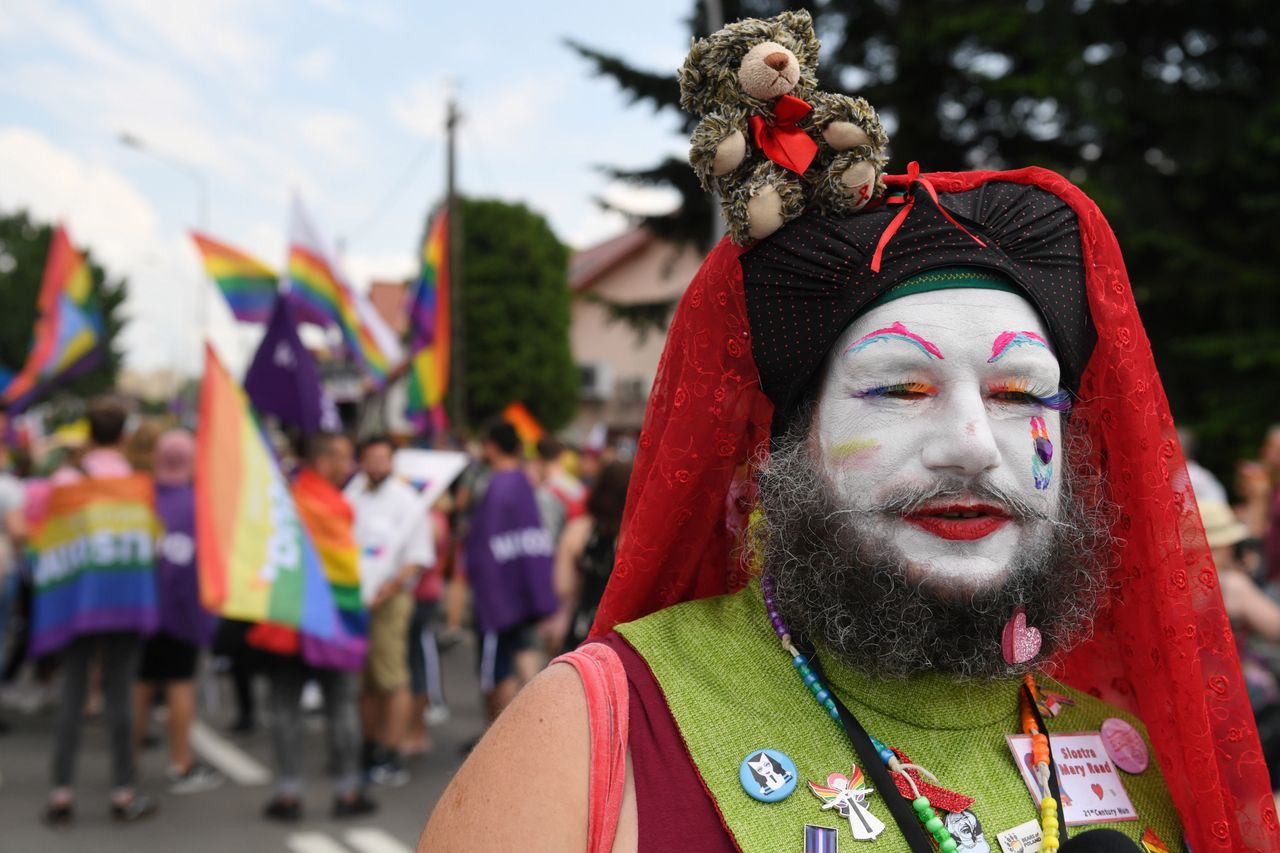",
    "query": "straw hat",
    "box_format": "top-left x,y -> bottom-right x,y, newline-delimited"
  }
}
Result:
1198,501 -> 1249,549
